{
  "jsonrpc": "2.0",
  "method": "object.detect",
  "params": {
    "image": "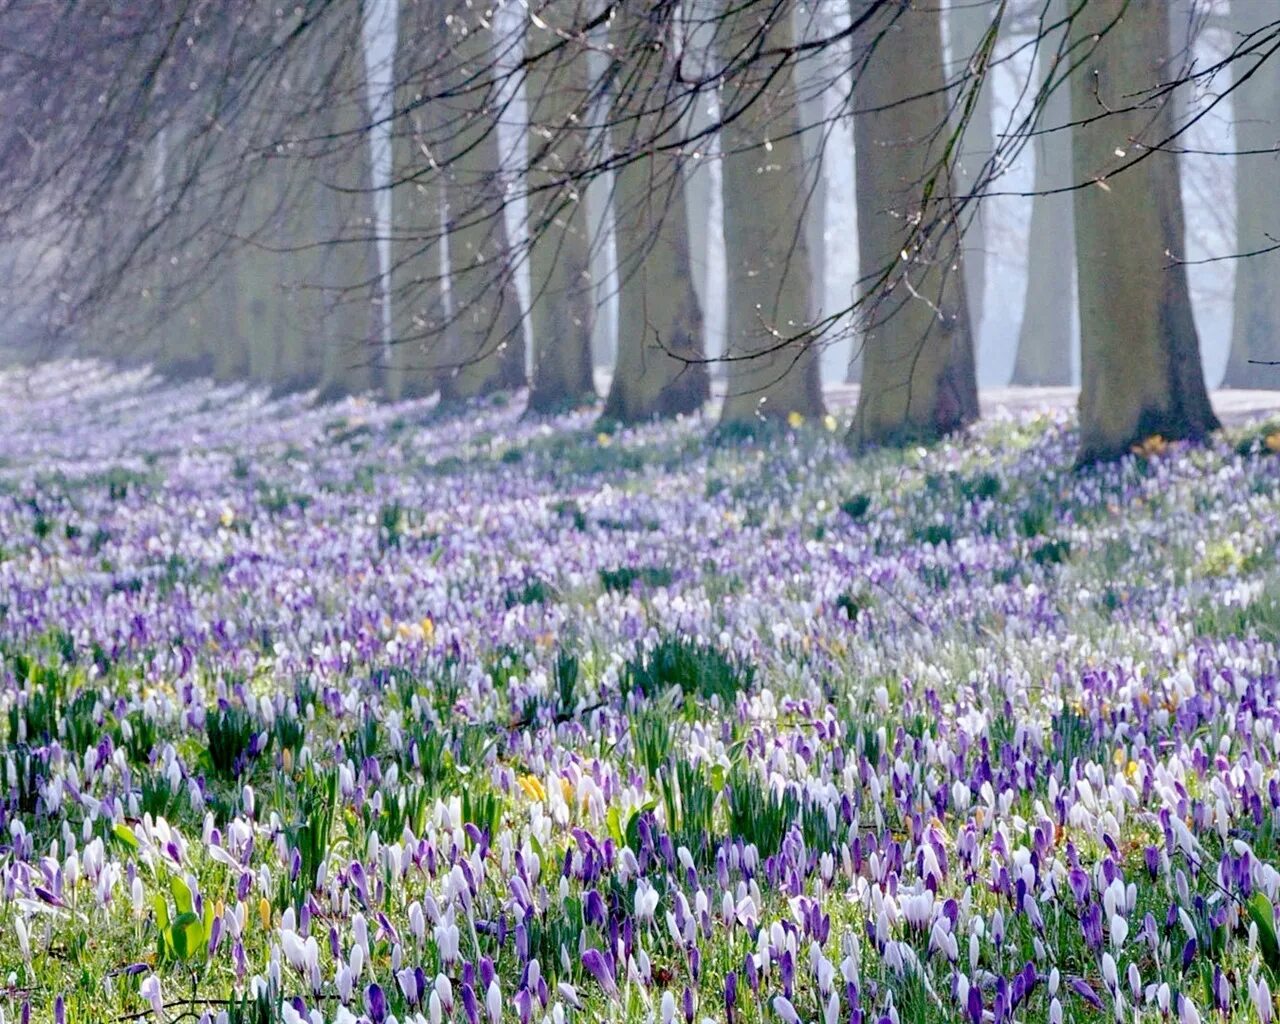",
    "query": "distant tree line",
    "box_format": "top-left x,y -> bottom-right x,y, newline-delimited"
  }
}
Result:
1,0 -> 1277,462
